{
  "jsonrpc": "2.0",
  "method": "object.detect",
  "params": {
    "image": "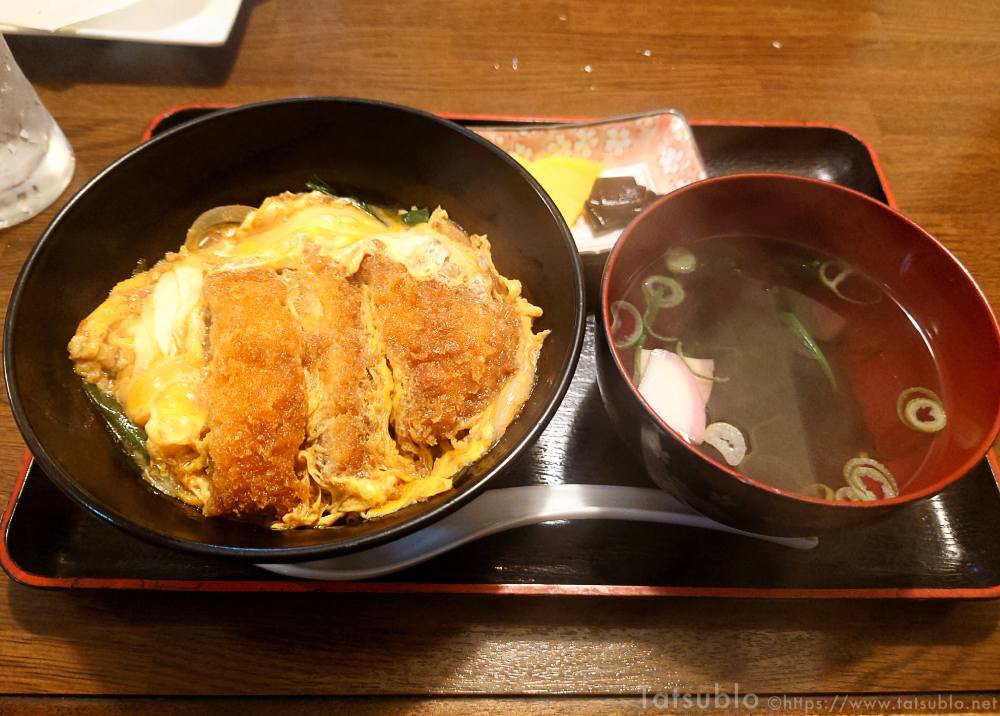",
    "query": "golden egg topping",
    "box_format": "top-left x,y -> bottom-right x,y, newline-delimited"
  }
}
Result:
68,191 -> 546,528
